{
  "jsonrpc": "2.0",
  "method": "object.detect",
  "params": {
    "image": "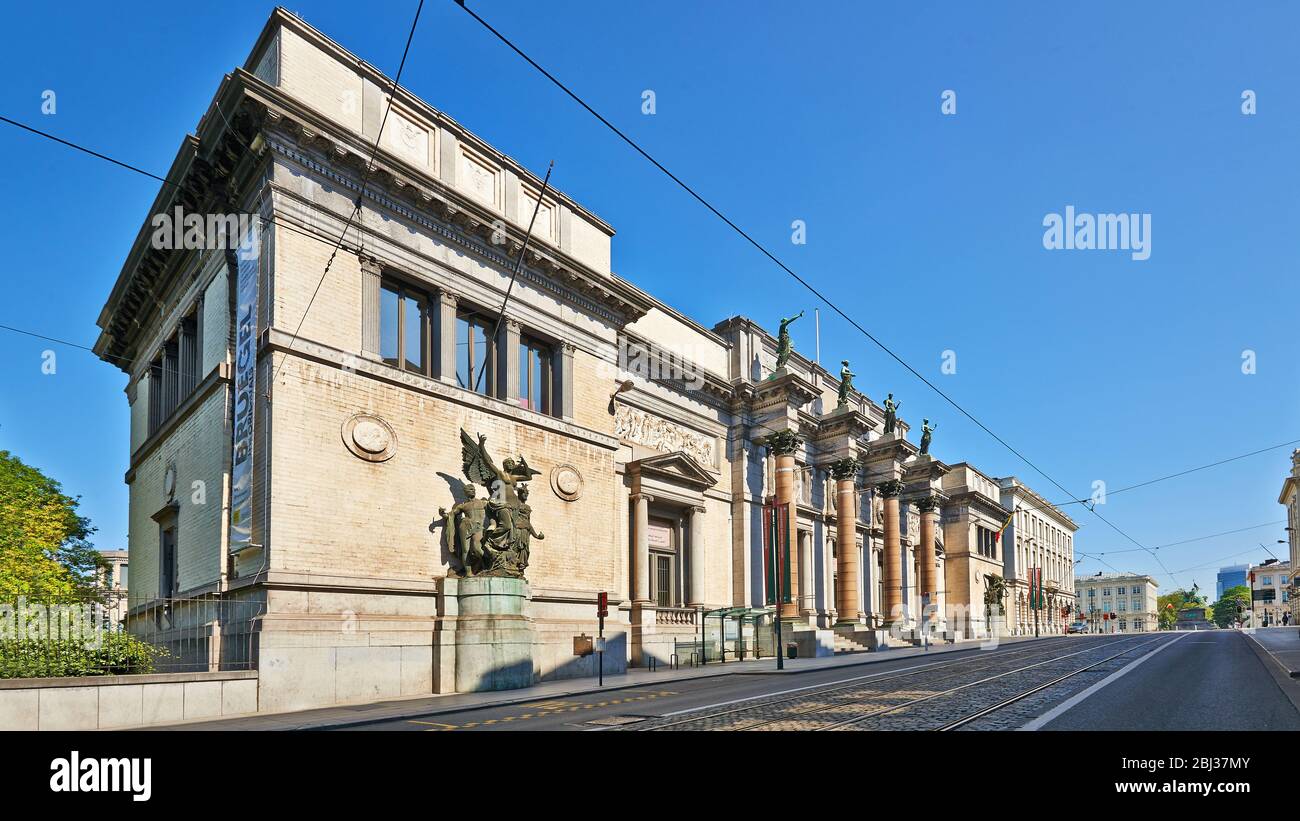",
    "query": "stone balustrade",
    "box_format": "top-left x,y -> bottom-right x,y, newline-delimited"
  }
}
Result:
655,607 -> 698,626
